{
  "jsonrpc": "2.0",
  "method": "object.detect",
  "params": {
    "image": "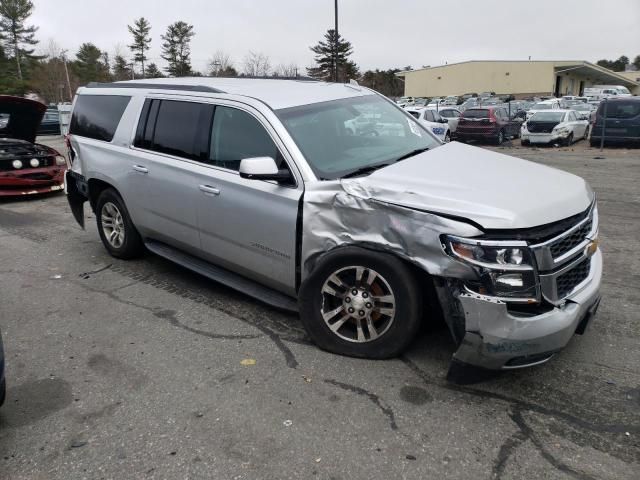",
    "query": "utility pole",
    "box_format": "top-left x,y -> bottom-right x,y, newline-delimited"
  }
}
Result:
334,0 -> 339,83
61,50 -> 73,102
